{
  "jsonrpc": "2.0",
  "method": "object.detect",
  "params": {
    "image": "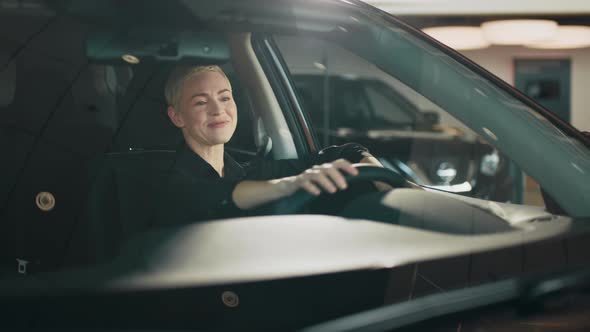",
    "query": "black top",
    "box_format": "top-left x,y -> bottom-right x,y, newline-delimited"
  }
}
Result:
153,143 -> 371,226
